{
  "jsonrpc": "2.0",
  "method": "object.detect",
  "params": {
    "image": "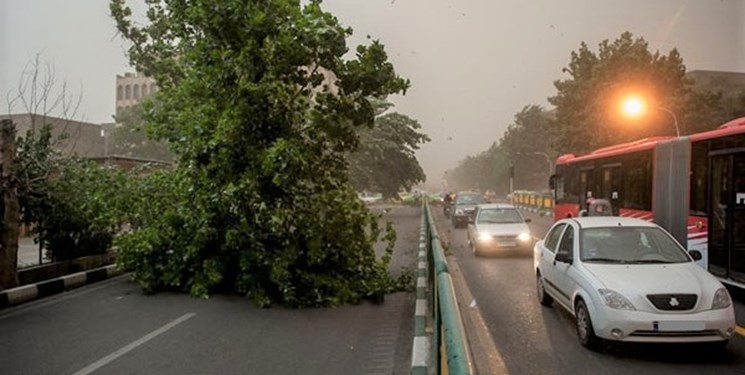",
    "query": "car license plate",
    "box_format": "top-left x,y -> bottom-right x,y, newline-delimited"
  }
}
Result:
497,242 -> 517,247
655,321 -> 705,332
